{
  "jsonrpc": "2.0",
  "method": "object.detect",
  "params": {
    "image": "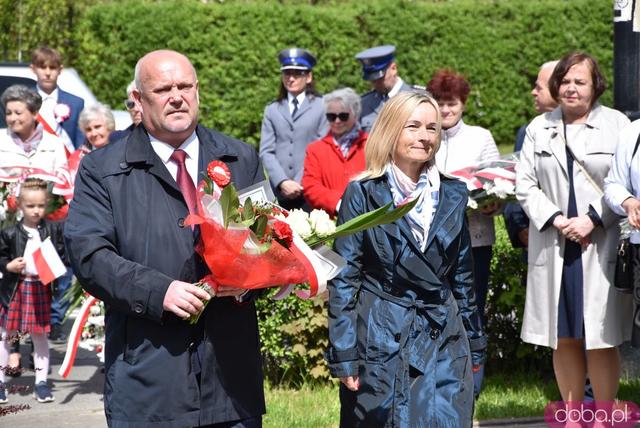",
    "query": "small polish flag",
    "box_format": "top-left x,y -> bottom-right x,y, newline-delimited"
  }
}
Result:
33,237 -> 66,285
